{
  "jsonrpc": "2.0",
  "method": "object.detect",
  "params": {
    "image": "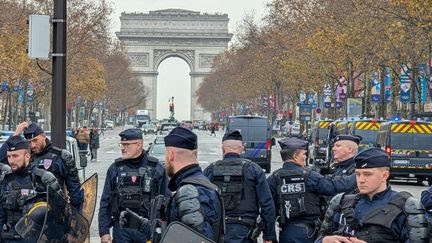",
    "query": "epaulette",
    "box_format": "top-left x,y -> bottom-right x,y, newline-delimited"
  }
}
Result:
147,156 -> 159,166
51,146 -> 63,155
